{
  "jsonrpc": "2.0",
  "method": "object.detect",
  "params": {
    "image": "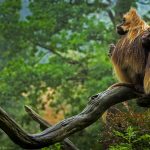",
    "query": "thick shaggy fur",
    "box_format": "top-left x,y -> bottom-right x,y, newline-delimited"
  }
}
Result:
111,8 -> 150,94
